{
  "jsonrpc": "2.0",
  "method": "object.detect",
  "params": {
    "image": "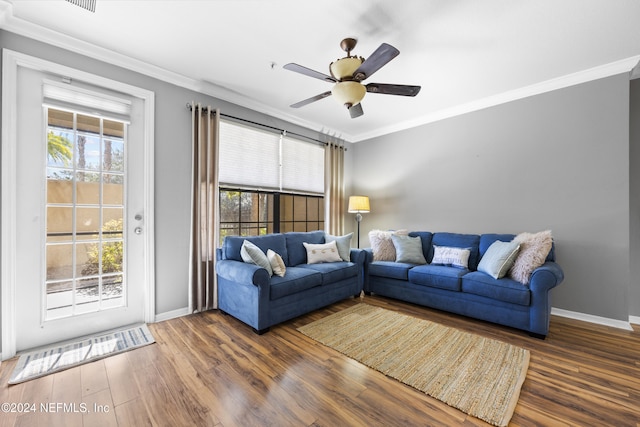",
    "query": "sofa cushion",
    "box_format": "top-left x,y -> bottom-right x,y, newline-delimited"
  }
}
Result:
391,234 -> 427,264
430,233 -> 481,270
479,234 -> 516,256
269,267 -> 322,300
285,230 -> 326,266
462,271 -> 531,306
368,261 -> 414,280
298,262 -> 358,285
408,265 -> 466,291
223,234 -> 288,263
